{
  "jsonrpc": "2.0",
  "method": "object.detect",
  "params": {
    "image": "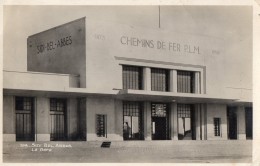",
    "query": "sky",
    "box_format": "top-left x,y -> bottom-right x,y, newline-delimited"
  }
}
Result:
3,5 -> 252,92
